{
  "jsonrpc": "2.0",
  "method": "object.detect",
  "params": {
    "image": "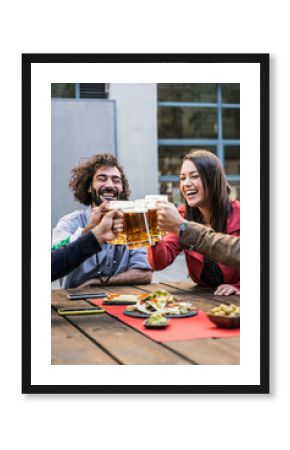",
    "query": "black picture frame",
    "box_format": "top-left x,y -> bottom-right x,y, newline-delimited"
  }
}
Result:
22,53 -> 269,394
